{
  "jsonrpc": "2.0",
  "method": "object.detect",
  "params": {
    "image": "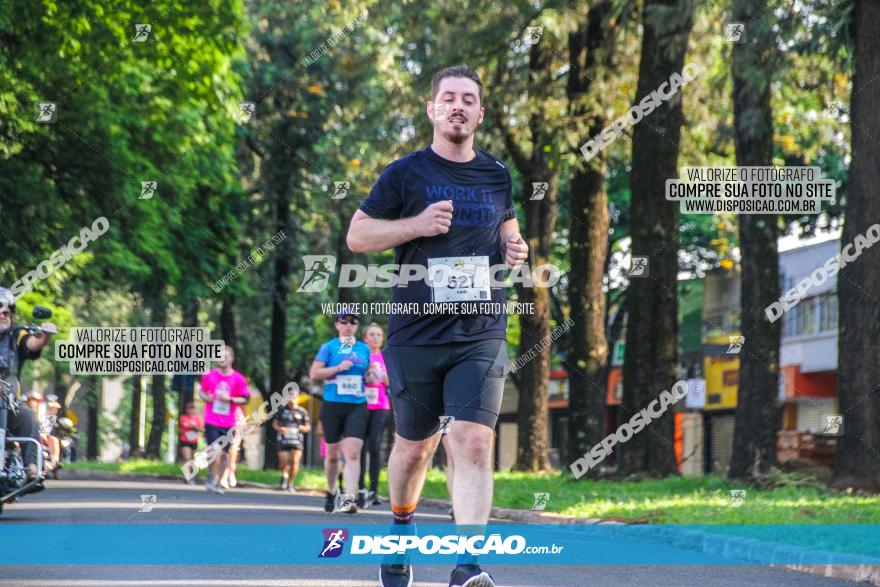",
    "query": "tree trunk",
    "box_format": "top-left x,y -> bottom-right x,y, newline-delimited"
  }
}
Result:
514,173 -> 557,471
129,375 -> 142,456
618,0 -> 694,477
180,299 -> 199,411
500,28 -> 561,473
86,378 -> 99,460
833,0 -> 880,491
728,0 -> 781,481
145,295 -> 168,459
265,126 -> 293,471
220,296 -> 237,350
565,0 -> 613,476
